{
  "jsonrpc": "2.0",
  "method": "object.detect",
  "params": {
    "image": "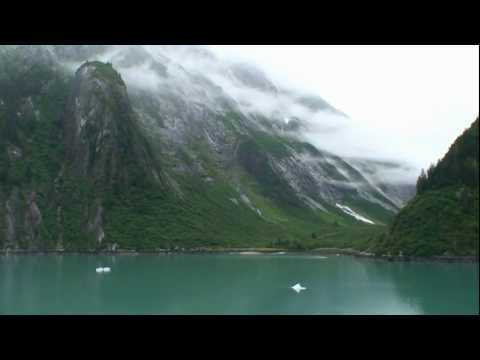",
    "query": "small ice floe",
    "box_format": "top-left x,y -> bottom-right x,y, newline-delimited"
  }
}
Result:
96,267 -> 111,273
291,283 -> 307,293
